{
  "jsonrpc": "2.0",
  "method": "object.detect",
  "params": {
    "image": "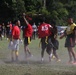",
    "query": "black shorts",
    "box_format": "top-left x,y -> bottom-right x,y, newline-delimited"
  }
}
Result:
46,37 -> 53,54
47,37 -> 53,49
24,37 -> 31,45
41,37 -> 47,50
52,39 -> 59,50
65,36 -> 75,47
